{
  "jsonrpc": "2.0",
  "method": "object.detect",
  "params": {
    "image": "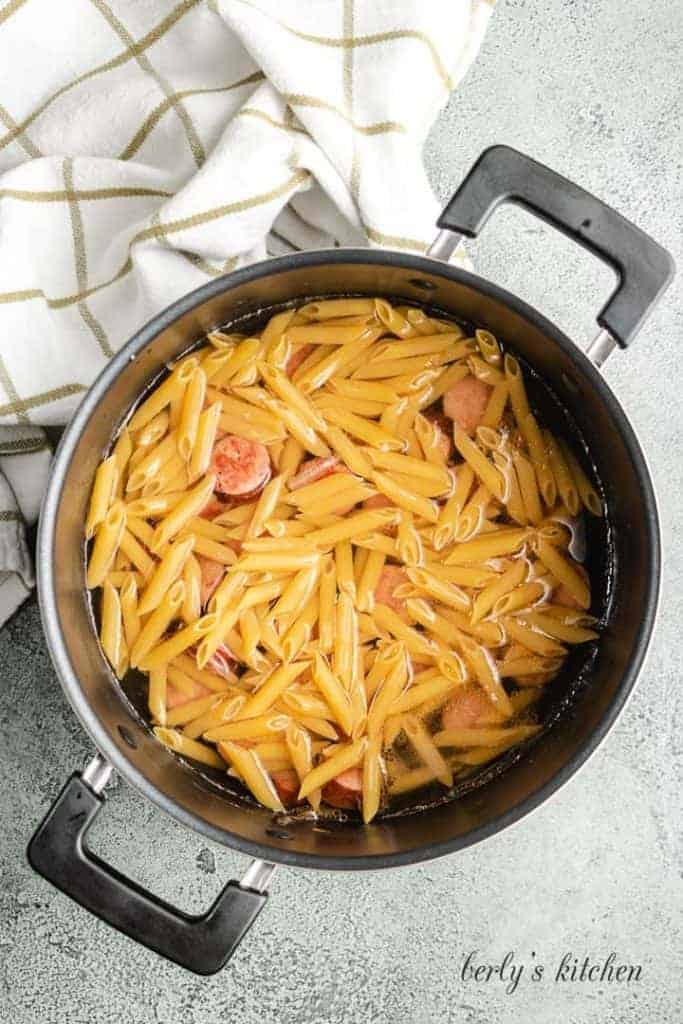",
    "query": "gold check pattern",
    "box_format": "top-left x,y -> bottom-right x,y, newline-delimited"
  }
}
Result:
0,0 -> 493,427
